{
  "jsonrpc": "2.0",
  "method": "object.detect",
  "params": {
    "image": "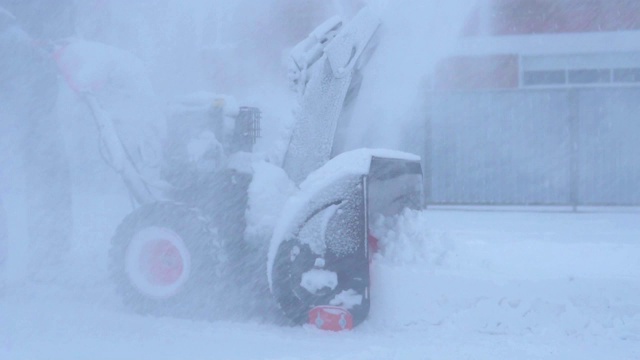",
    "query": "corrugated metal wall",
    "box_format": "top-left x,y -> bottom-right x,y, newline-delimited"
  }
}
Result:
578,89 -> 640,205
426,88 -> 640,205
